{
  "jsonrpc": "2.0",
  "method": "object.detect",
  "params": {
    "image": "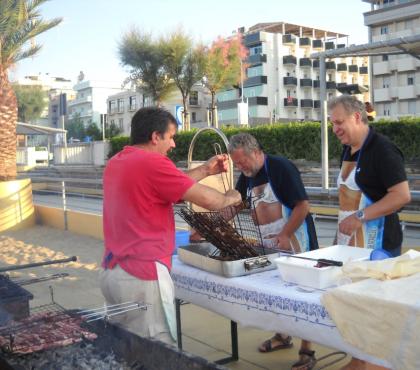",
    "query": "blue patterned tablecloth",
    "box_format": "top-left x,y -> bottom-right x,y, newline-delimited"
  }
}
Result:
172,257 -> 389,367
